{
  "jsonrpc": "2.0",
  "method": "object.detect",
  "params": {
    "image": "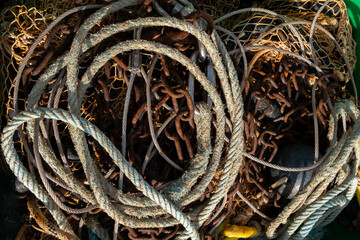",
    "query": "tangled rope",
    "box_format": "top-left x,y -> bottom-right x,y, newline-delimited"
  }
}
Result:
1,0 -> 359,239
2,0 -> 244,239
